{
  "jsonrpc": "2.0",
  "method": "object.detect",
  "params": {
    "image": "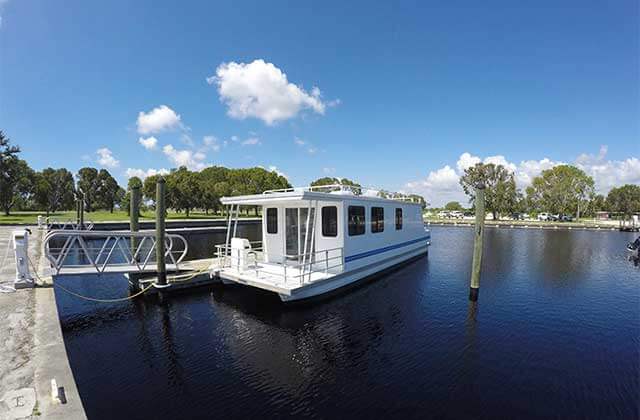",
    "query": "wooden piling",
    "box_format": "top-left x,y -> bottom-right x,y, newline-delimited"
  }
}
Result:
130,185 -> 141,261
155,177 -> 167,286
469,184 -> 485,301
78,193 -> 85,230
